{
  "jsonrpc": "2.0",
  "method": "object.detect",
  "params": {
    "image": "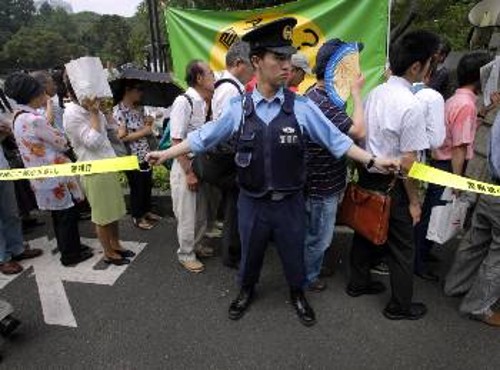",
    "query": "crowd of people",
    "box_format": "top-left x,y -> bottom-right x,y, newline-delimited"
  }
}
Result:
1,16 -> 500,329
